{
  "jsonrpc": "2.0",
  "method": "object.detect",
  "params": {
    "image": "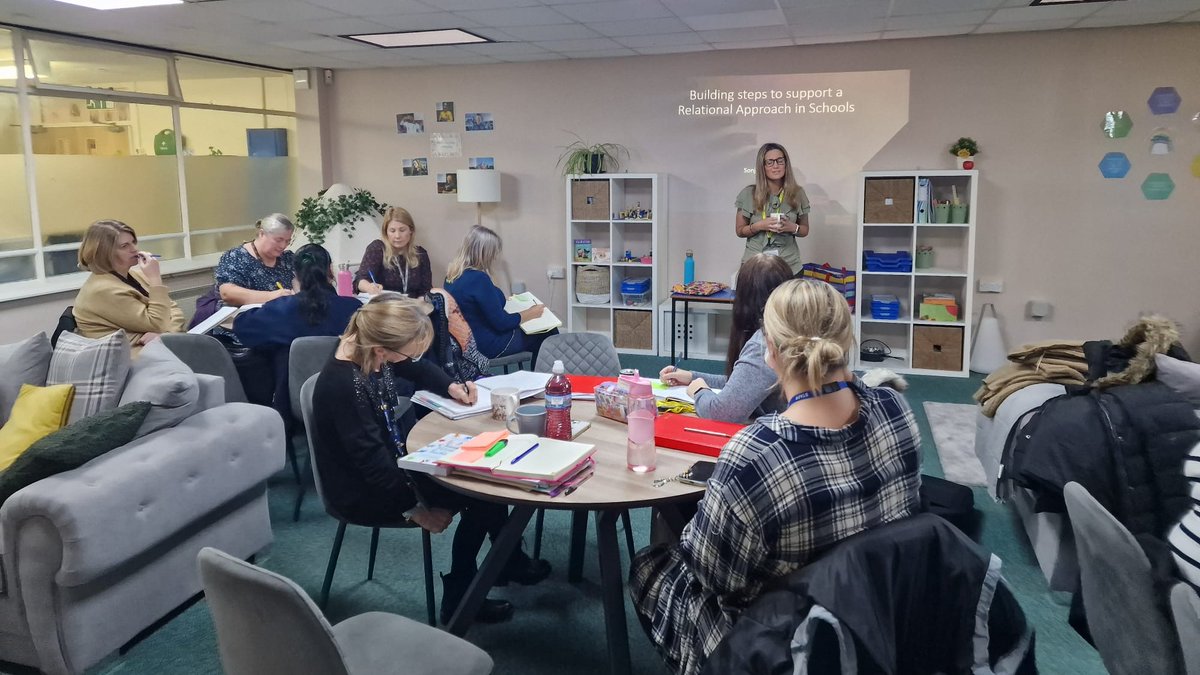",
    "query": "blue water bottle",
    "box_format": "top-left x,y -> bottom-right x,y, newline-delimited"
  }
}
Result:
683,249 -> 695,284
